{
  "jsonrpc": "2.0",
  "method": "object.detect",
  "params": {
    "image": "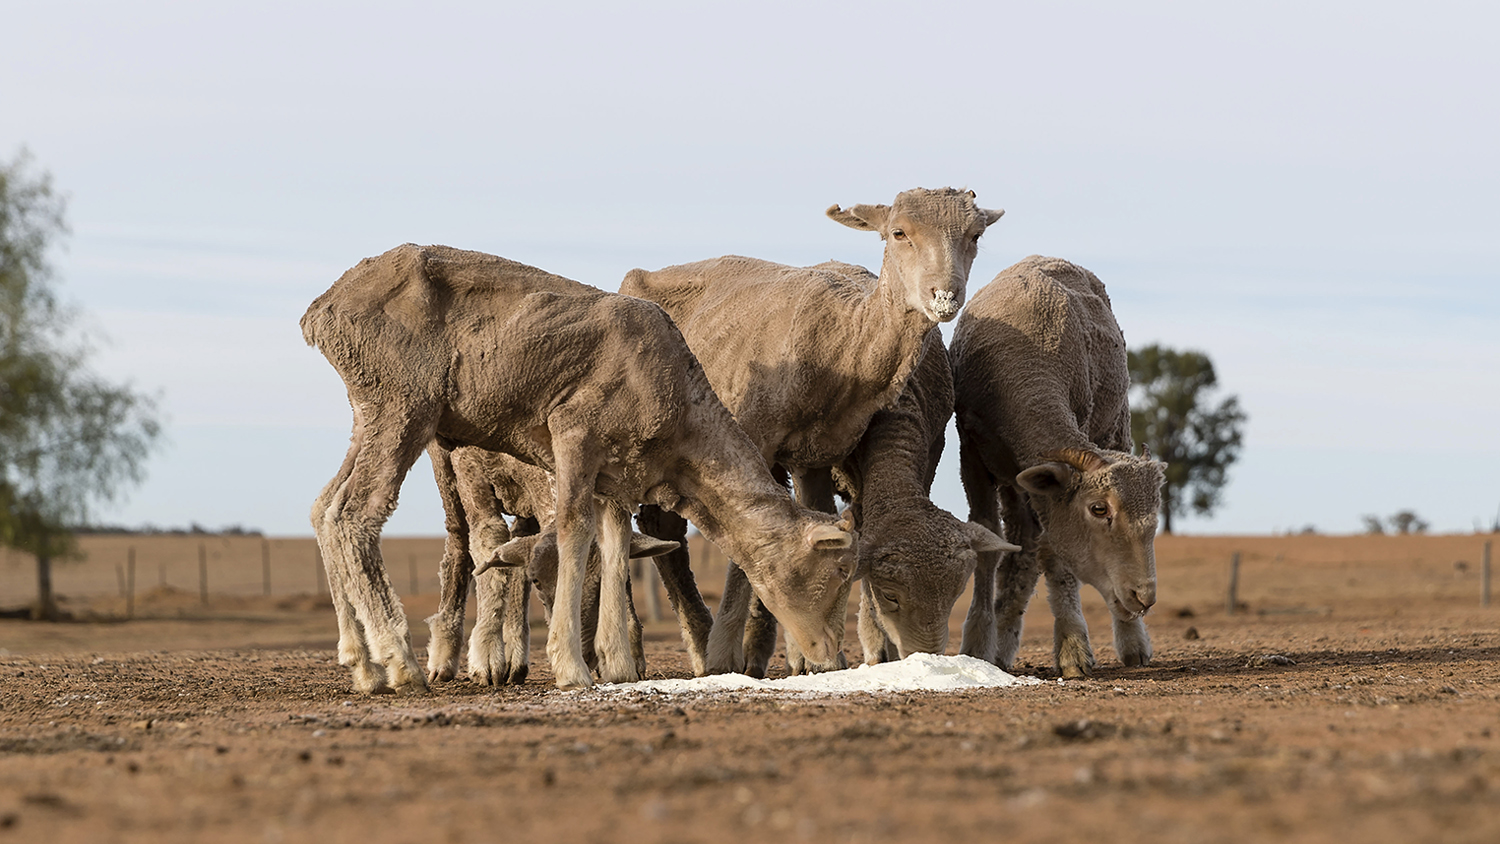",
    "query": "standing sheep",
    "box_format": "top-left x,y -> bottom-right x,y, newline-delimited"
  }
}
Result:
302,244 -> 856,693
623,187 -> 1005,676
951,256 -> 1166,679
